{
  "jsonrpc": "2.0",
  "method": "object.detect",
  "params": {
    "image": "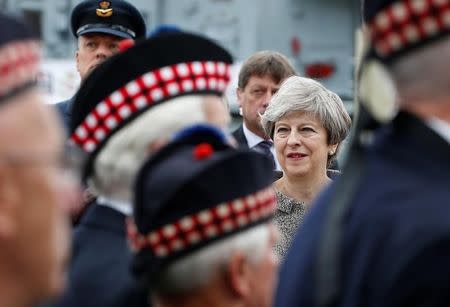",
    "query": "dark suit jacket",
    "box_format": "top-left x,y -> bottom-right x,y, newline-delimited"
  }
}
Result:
276,112 -> 450,307
54,204 -> 149,307
55,97 -> 74,134
232,125 -> 249,148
